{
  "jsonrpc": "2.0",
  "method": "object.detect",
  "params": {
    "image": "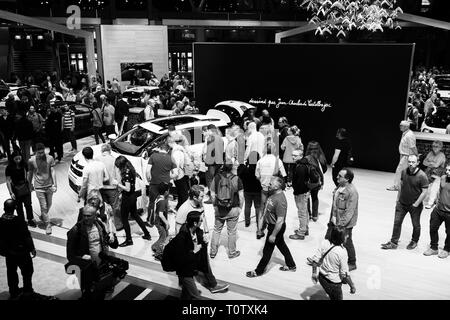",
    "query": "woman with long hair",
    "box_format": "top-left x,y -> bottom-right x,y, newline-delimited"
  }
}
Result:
114,156 -> 151,247
5,150 -> 35,226
305,141 -> 328,222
